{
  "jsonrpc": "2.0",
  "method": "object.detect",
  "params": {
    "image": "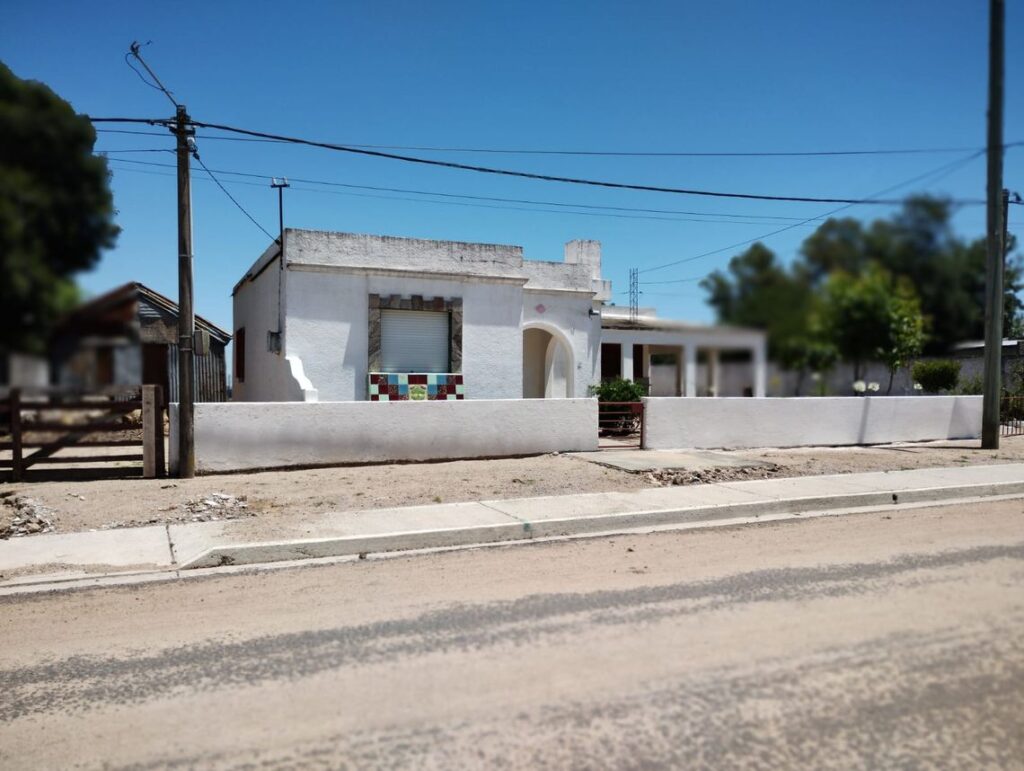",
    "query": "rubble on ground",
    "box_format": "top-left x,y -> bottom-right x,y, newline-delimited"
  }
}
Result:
649,464 -> 782,486
103,492 -> 255,529
0,494 -> 56,539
